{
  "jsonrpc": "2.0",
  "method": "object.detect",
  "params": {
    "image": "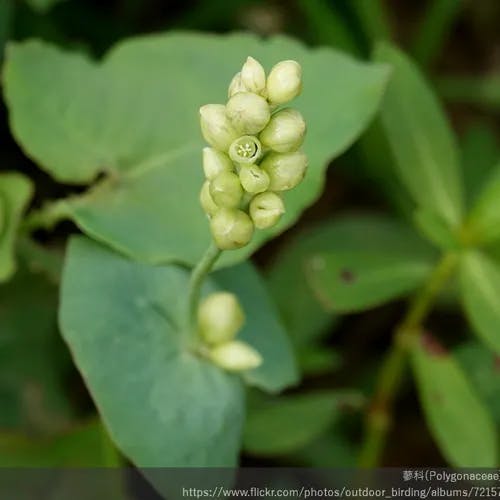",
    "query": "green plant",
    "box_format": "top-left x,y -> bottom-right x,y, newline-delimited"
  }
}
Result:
1,21 -> 498,473
0,32 -> 388,467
